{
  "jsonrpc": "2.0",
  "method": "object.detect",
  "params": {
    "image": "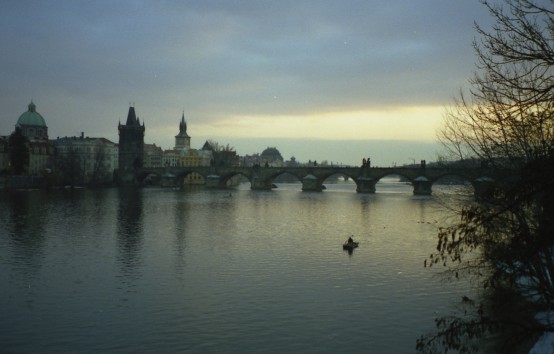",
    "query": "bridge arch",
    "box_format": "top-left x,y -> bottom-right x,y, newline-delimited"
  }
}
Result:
137,171 -> 159,185
372,172 -> 412,182
173,170 -> 208,187
215,172 -> 252,188
429,174 -> 475,196
267,171 -> 303,187
267,170 -> 304,183
319,173 -> 357,192
352,172 -> 413,194
317,171 -> 356,182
